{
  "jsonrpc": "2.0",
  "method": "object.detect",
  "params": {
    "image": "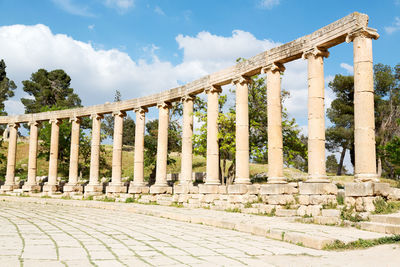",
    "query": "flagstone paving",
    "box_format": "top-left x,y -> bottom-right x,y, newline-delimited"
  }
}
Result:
0,200 -> 399,266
